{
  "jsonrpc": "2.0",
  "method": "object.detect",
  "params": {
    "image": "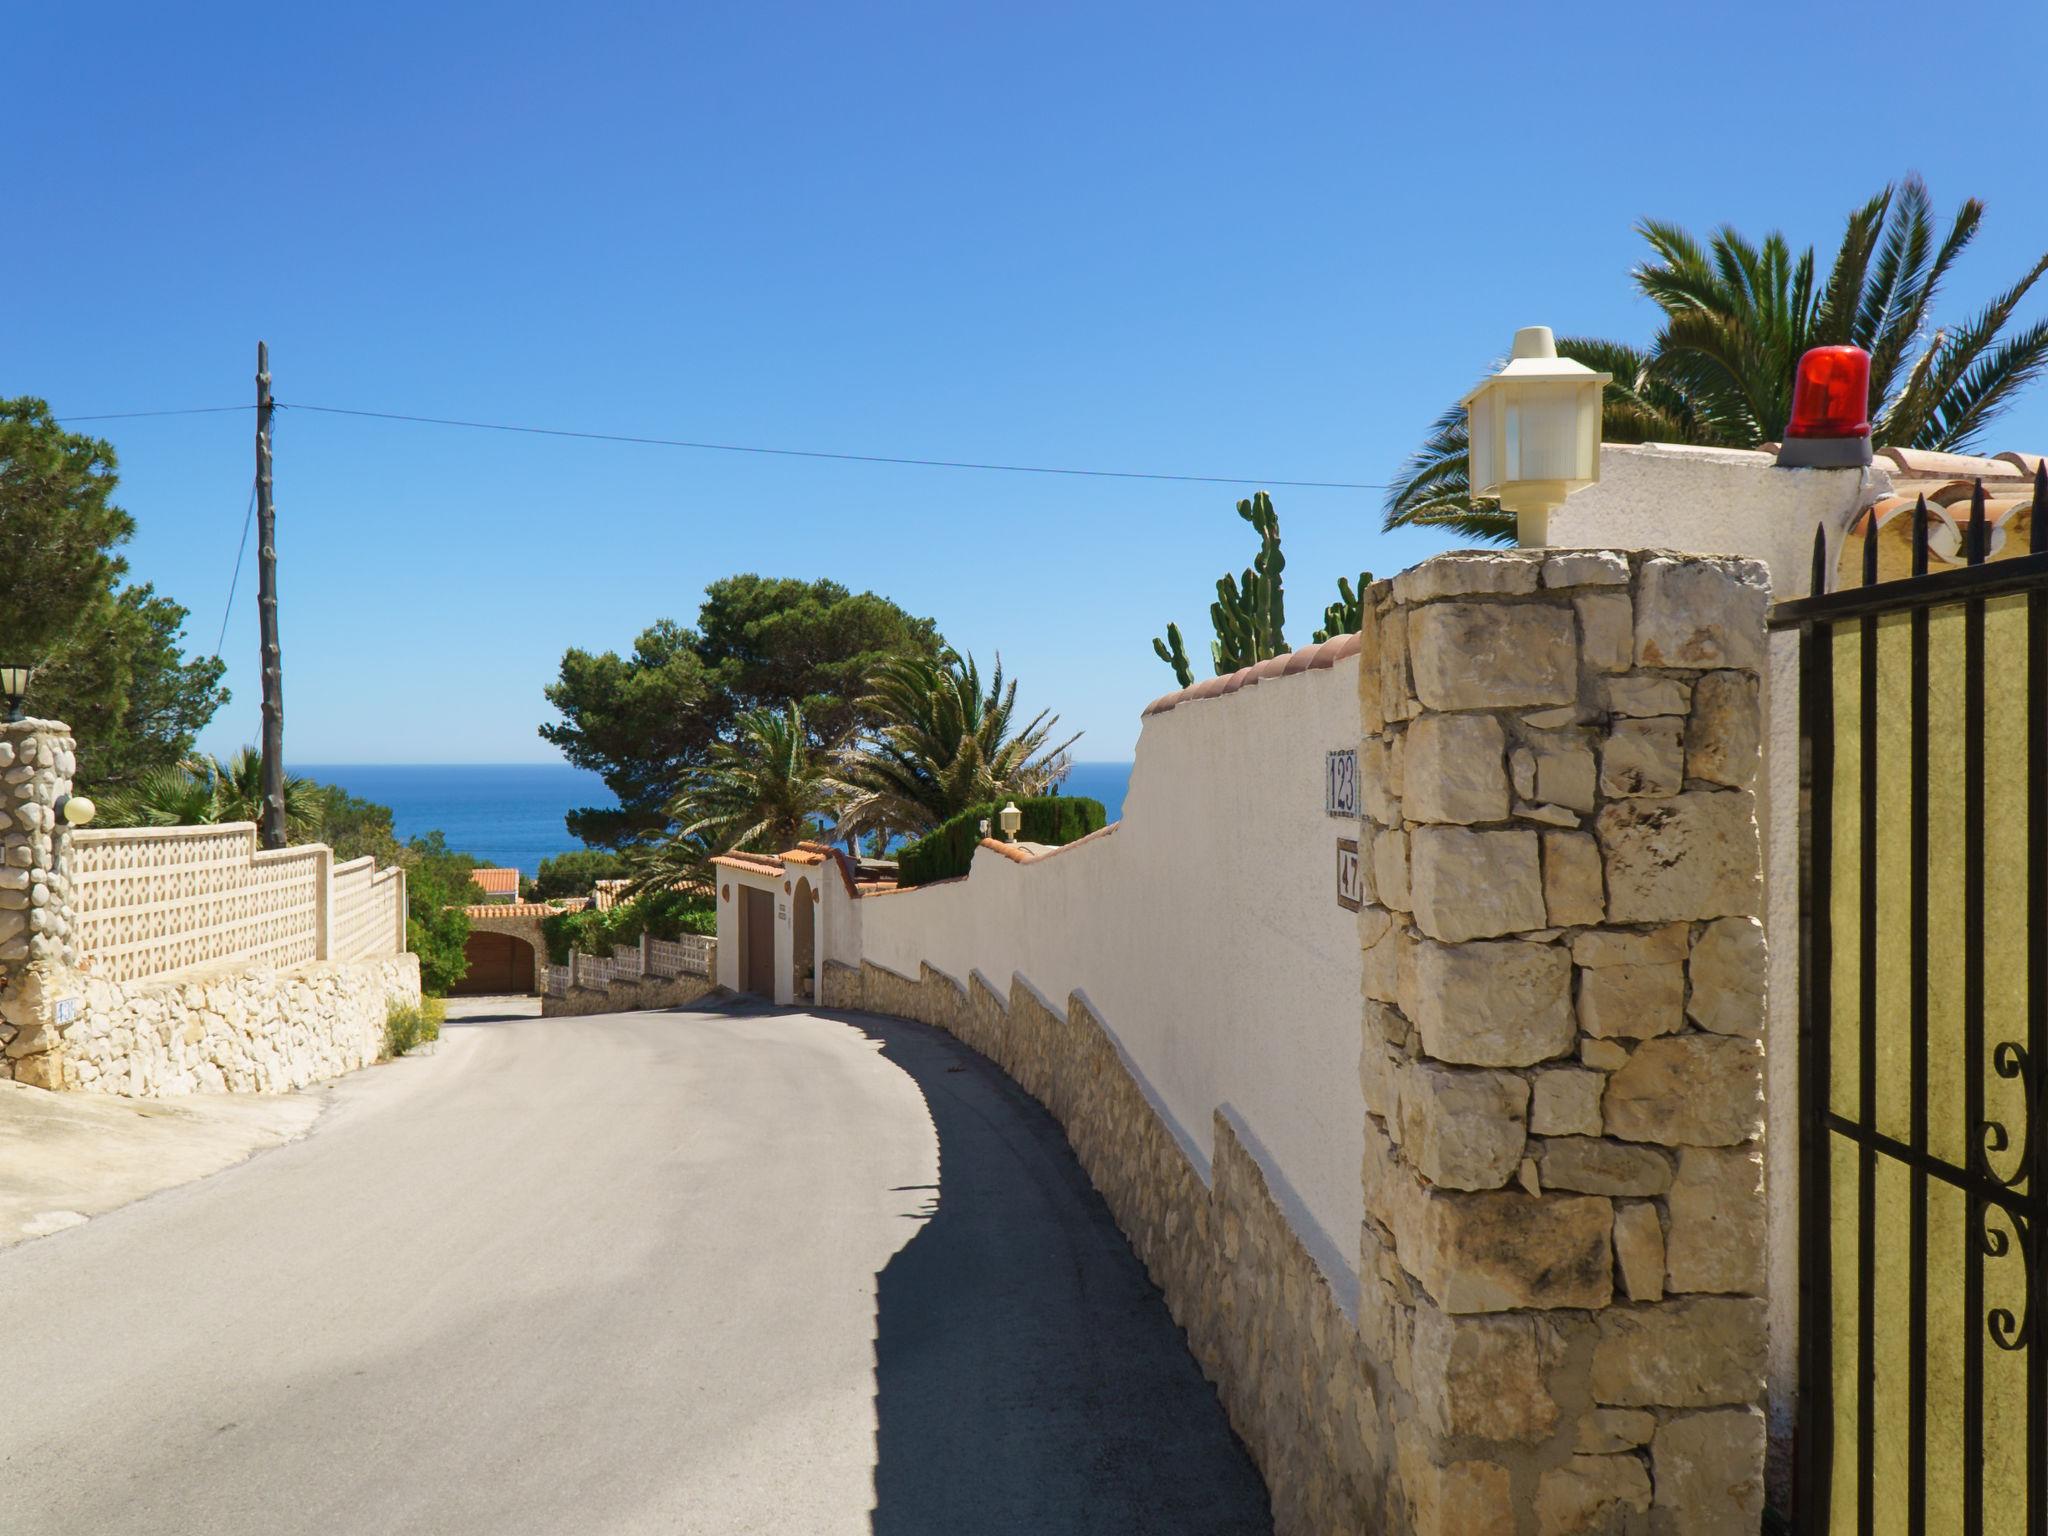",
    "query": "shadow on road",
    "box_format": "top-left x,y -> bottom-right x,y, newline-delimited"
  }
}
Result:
842,1010 -> 1272,1536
